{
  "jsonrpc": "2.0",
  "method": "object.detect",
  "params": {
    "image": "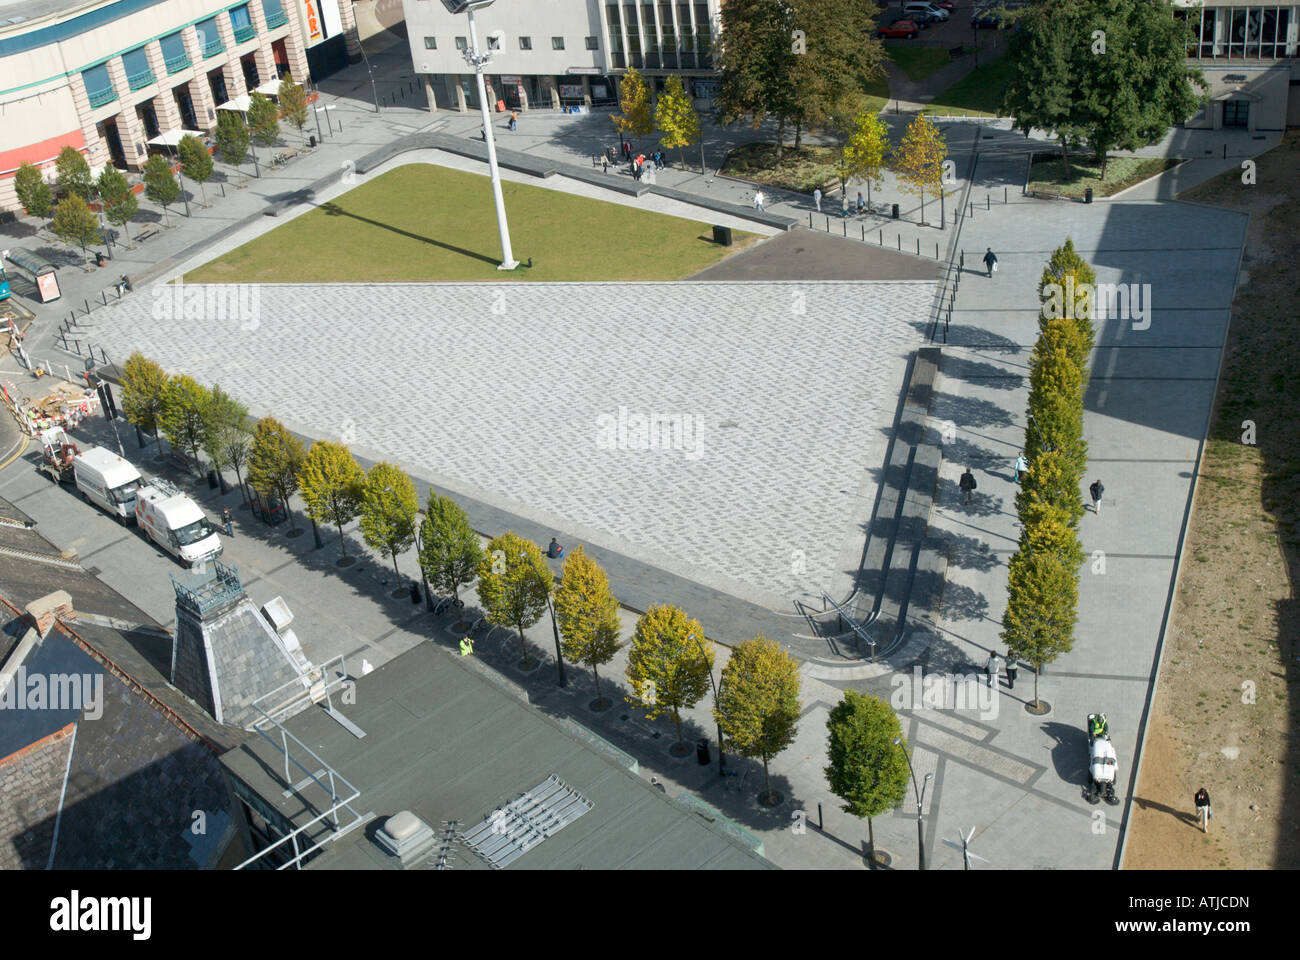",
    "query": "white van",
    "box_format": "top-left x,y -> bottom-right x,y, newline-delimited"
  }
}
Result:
134,478 -> 222,567
73,448 -> 143,523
